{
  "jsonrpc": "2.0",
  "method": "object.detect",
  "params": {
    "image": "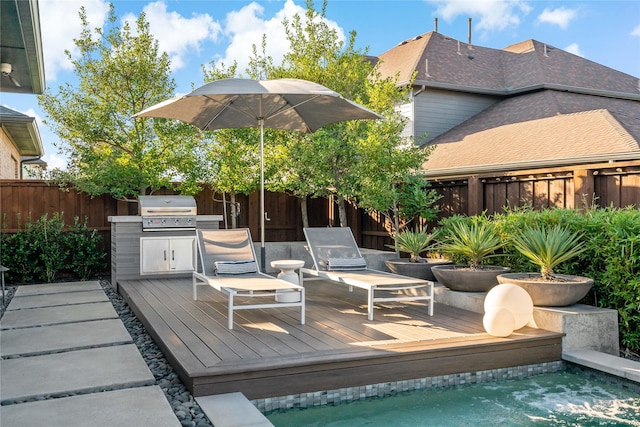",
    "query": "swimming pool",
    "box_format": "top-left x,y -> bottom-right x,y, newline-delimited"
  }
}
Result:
266,369 -> 640,426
